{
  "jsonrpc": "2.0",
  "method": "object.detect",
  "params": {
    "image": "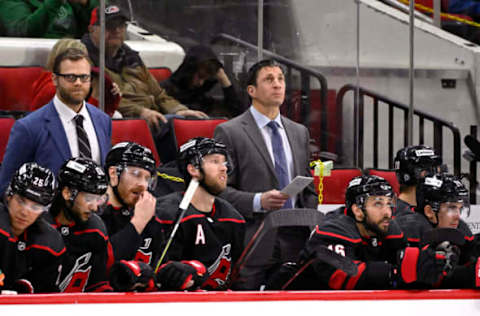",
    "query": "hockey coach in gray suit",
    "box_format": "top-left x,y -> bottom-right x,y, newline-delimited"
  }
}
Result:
214,59 -> 317,290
